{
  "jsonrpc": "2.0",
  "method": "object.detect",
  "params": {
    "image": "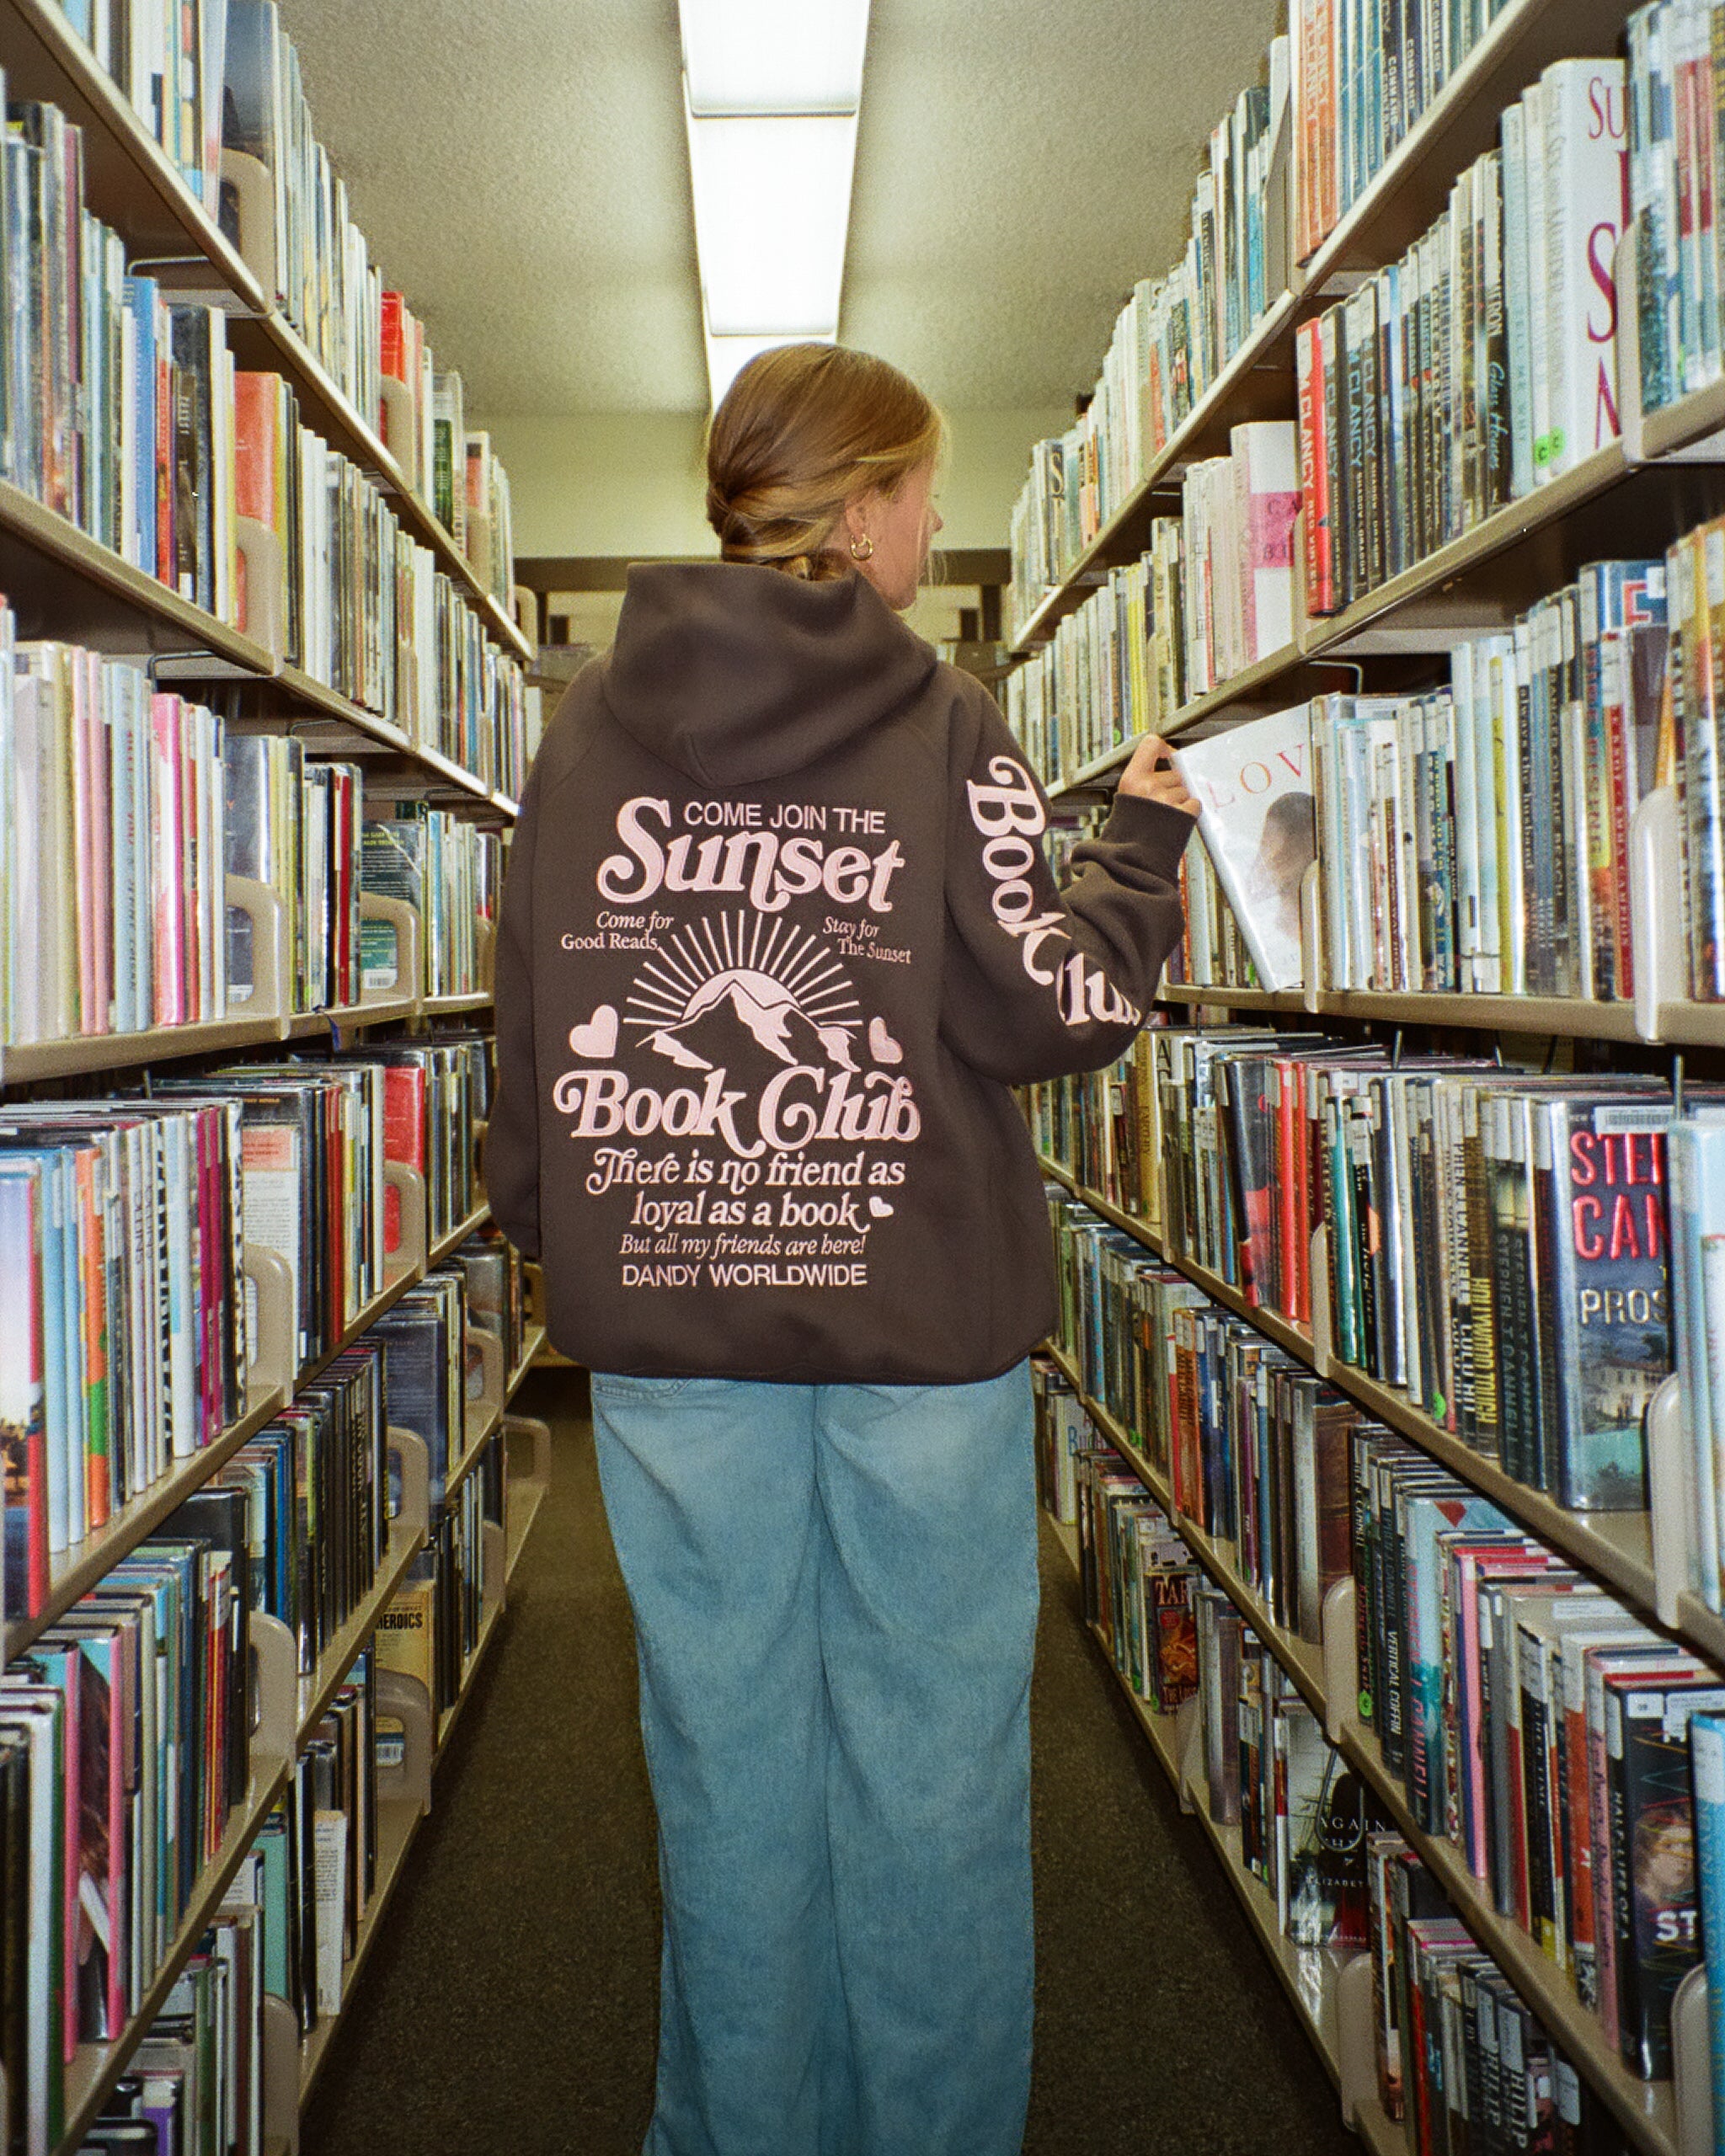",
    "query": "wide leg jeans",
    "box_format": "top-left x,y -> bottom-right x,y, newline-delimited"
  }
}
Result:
588,1364 -> 1040,2156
